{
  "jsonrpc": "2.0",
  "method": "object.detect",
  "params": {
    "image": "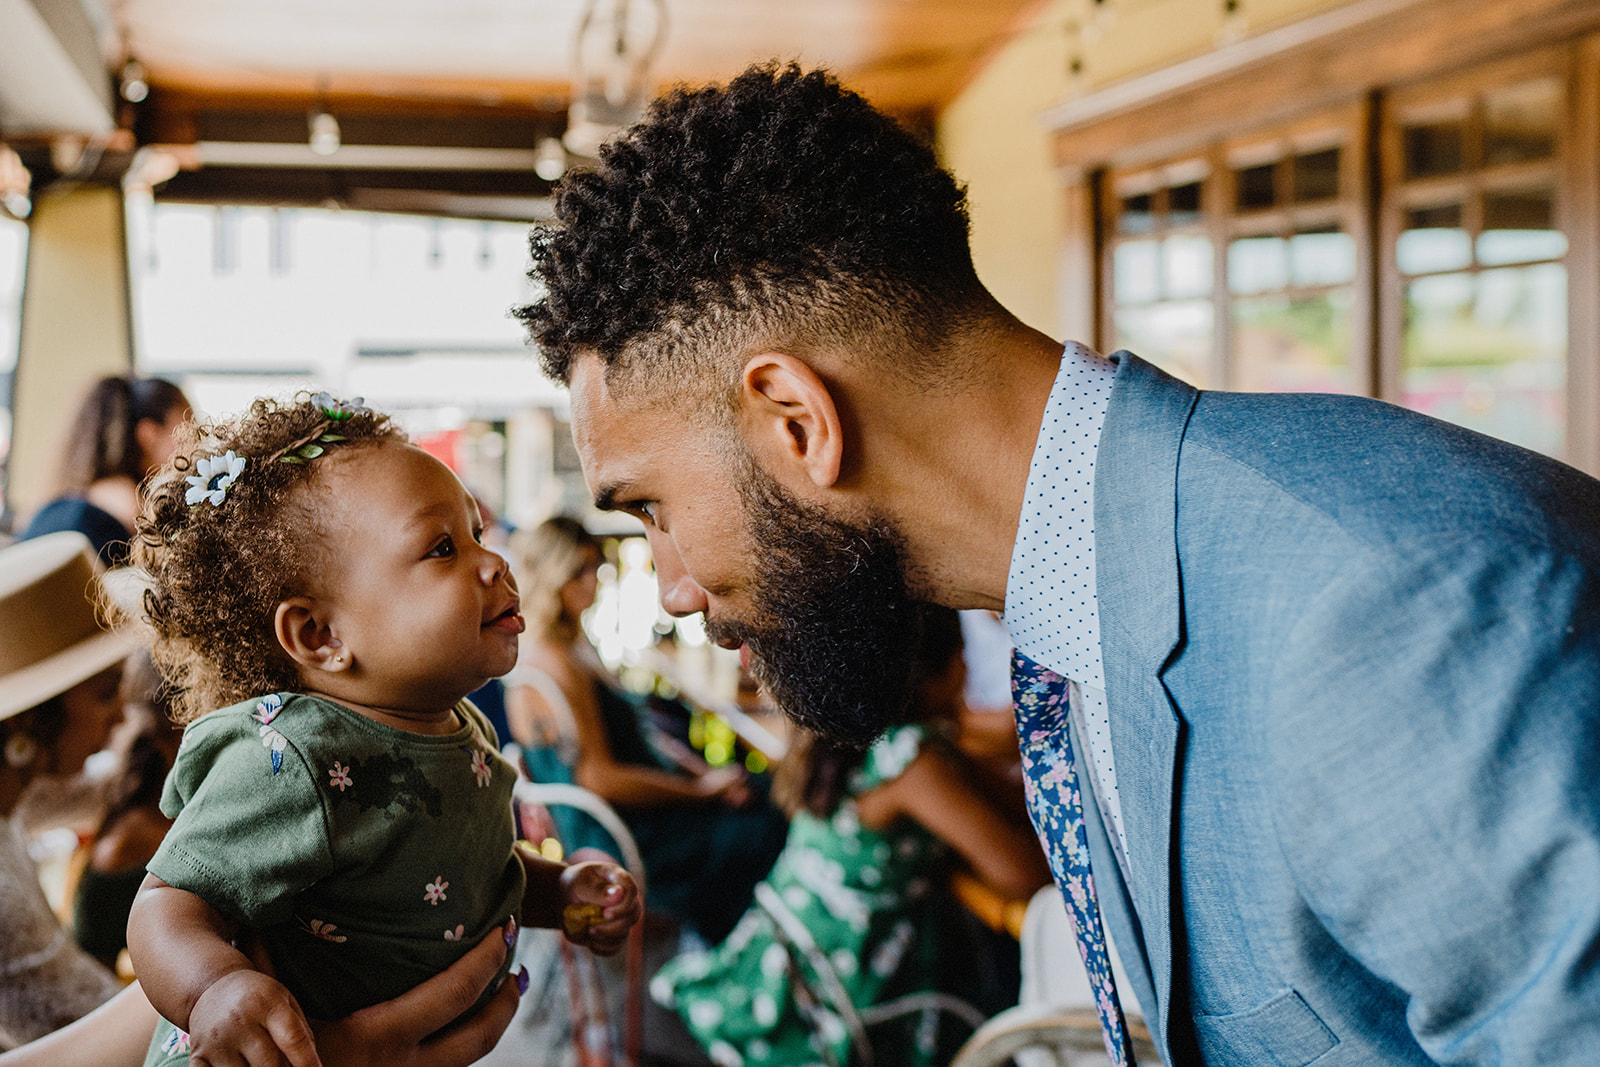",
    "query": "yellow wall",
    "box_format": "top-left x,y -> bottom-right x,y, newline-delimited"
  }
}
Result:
939,0 -> 1353,338
938,1 -> 1075,337
10,185 -> 133,517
